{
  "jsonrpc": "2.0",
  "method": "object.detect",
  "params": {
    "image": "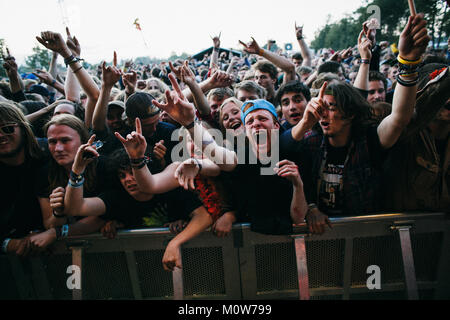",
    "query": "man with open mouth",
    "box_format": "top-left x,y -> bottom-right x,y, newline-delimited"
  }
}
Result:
281,13 -> 431,235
